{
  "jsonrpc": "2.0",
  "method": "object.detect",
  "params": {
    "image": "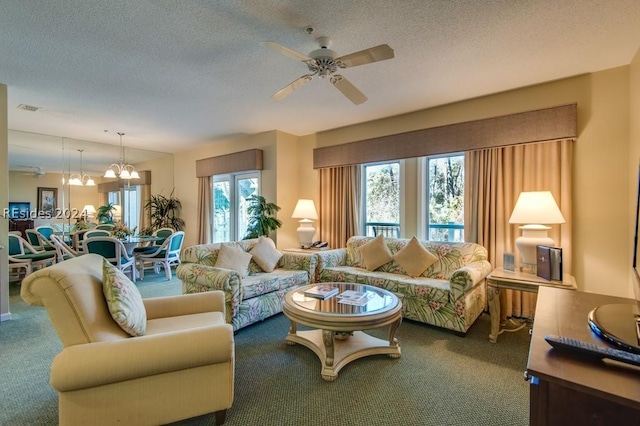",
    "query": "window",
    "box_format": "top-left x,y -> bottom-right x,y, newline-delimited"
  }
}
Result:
212,172 -> 259,243
425,154 -> 464,241
108,186 -> 140,231
363,162 -> 400,237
